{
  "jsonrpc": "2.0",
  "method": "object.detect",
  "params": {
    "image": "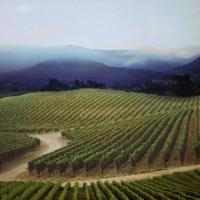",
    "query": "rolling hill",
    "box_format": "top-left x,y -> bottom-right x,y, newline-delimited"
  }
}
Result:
0,89 -> 199,176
